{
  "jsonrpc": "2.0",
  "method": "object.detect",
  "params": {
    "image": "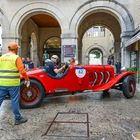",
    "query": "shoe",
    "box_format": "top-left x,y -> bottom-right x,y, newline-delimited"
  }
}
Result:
15,117 -> 28,125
